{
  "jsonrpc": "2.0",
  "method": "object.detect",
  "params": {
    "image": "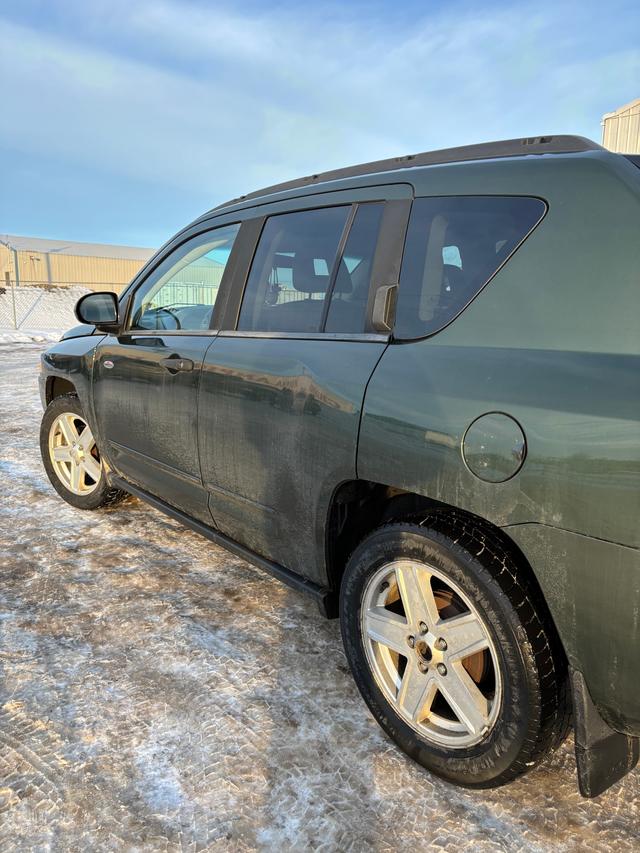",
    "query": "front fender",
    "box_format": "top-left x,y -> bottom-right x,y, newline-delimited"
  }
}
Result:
40,334 -> 105,418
